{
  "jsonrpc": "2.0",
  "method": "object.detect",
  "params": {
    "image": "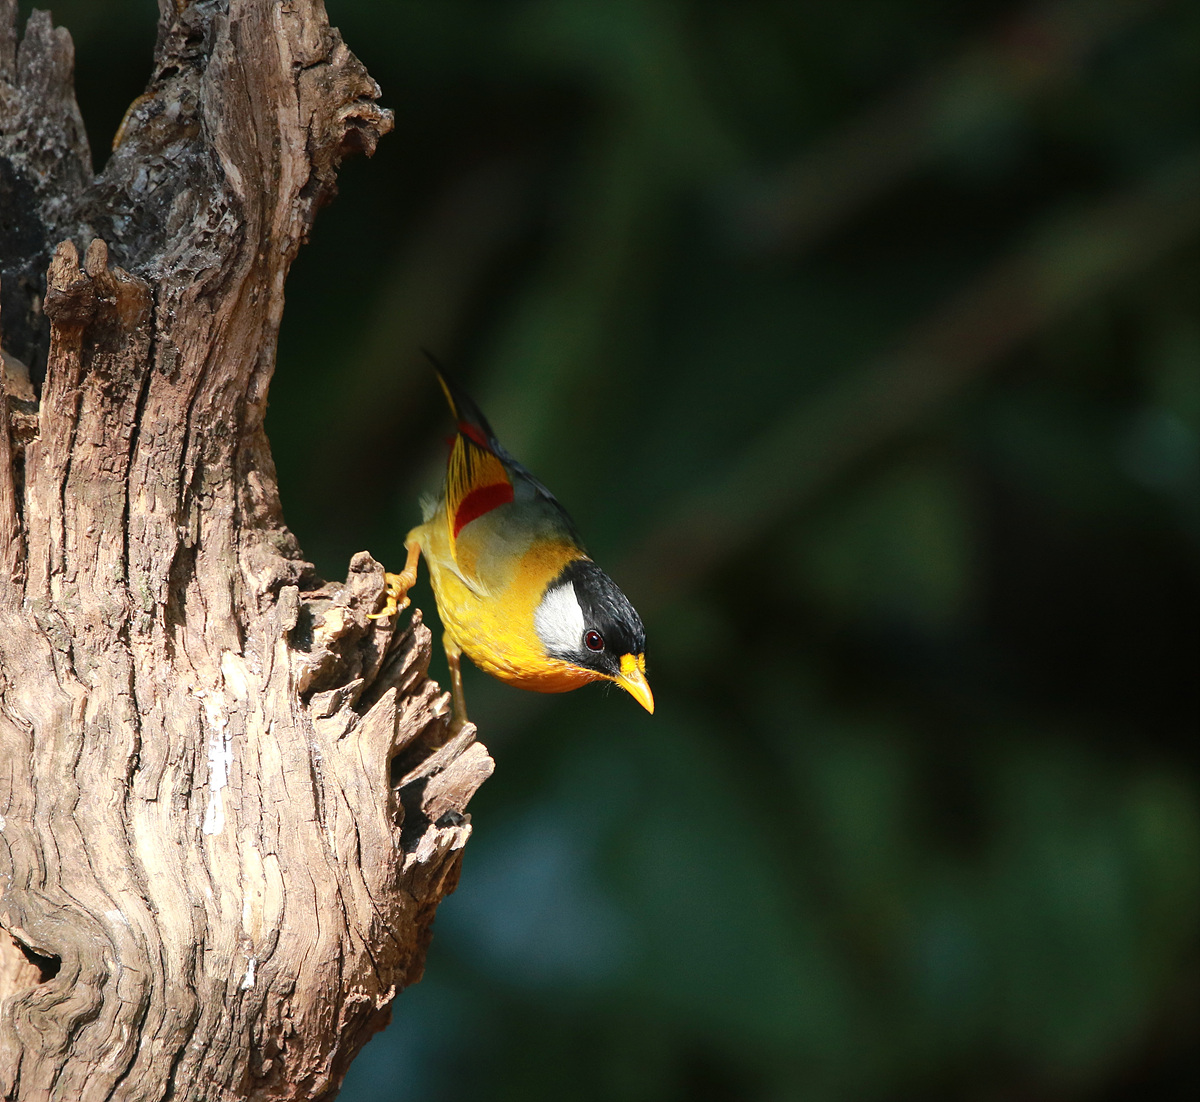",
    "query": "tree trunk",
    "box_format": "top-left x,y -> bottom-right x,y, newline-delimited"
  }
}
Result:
0,3 -> 492,1098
